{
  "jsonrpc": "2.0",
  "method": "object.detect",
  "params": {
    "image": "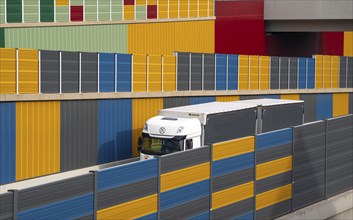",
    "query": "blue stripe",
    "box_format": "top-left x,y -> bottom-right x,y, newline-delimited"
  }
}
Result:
135,212 -> 158,220
256,128 -> 292,151
190,96 -> 216,105
98,99 -> 132,164
99,53 -> 115,92
316,93 -> 333,120
187,211 -> 210,220
160,180 -> 210,211
298,58 -> 307,89
98,158 -> 158,191
17,193 -> 93,220
117,54 -> 132,92
232,211 -> 254,220
216,54 -> 227,90
212,153 -> 254,177
0,102 -> 16,185
228,55 -> 238,90
262,94 -> 280,99
307,58 -> 315,89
